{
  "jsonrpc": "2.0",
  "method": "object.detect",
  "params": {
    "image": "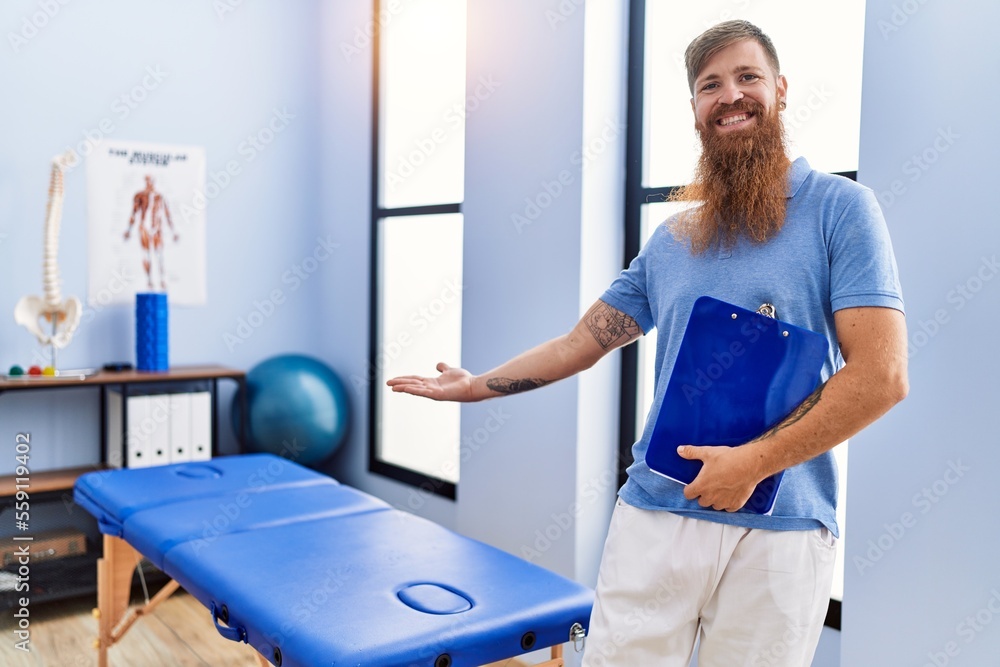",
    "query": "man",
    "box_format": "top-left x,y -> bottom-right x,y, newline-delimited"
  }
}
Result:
388,20 -> 907,666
